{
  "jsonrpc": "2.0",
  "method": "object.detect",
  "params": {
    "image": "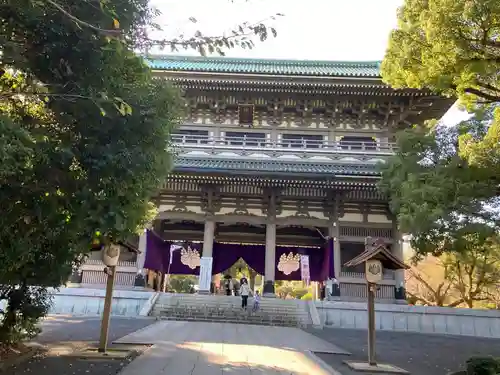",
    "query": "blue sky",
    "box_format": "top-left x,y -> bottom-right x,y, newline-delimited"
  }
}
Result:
149,0 -> 470,125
